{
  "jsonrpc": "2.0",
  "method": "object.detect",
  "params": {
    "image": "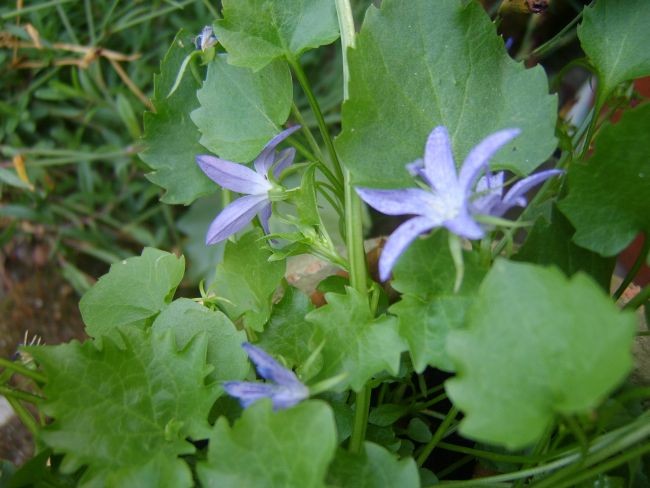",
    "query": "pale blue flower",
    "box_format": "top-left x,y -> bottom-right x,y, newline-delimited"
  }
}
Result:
196,126 -> 300,244
356,126 -> 561,281
223,343 -> 309,410
195,26 -> 218,51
